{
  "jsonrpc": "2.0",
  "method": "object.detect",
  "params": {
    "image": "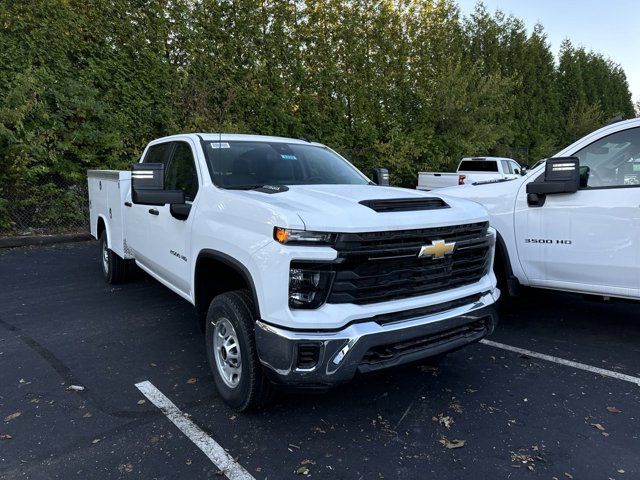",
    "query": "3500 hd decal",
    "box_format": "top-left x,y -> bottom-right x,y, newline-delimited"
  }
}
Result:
524,239 -> 572,245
